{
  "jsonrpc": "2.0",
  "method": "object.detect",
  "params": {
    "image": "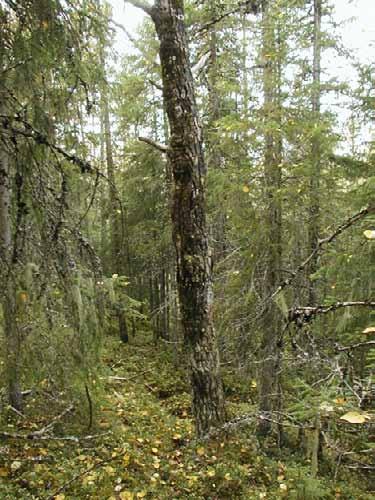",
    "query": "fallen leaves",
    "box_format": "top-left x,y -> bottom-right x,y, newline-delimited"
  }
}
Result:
363,229 -> 375,239
340,411 -> 371,424
362,326 -> 375,335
